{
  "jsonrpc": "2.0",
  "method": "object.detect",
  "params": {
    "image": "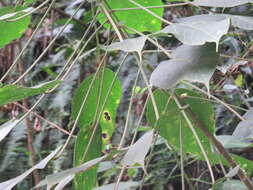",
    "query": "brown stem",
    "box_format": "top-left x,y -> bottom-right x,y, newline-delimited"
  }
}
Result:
17,42 -> 41,189
13,102 -> 74,137
173,94 -> 253,190
23,99 -> 41,189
